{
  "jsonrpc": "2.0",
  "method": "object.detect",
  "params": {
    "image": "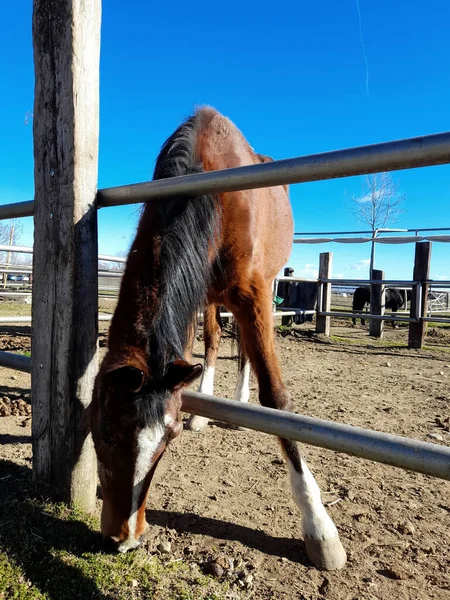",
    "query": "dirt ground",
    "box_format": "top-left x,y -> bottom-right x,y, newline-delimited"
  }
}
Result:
1,321 -> 449,600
